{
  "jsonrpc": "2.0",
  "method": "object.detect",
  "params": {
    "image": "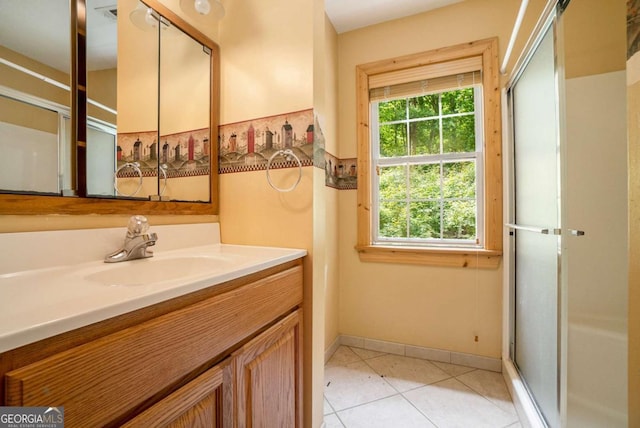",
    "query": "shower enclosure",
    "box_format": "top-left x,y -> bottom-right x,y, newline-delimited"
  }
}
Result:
504,1 -> 628,427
